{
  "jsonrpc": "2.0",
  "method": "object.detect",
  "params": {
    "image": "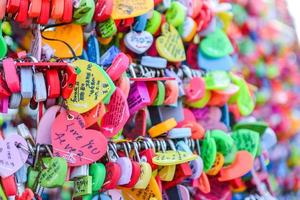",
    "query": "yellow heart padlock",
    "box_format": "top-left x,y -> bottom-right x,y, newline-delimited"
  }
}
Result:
156,23 -> 186,62
66,59 -> 115,113
158,165 -> 176,181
